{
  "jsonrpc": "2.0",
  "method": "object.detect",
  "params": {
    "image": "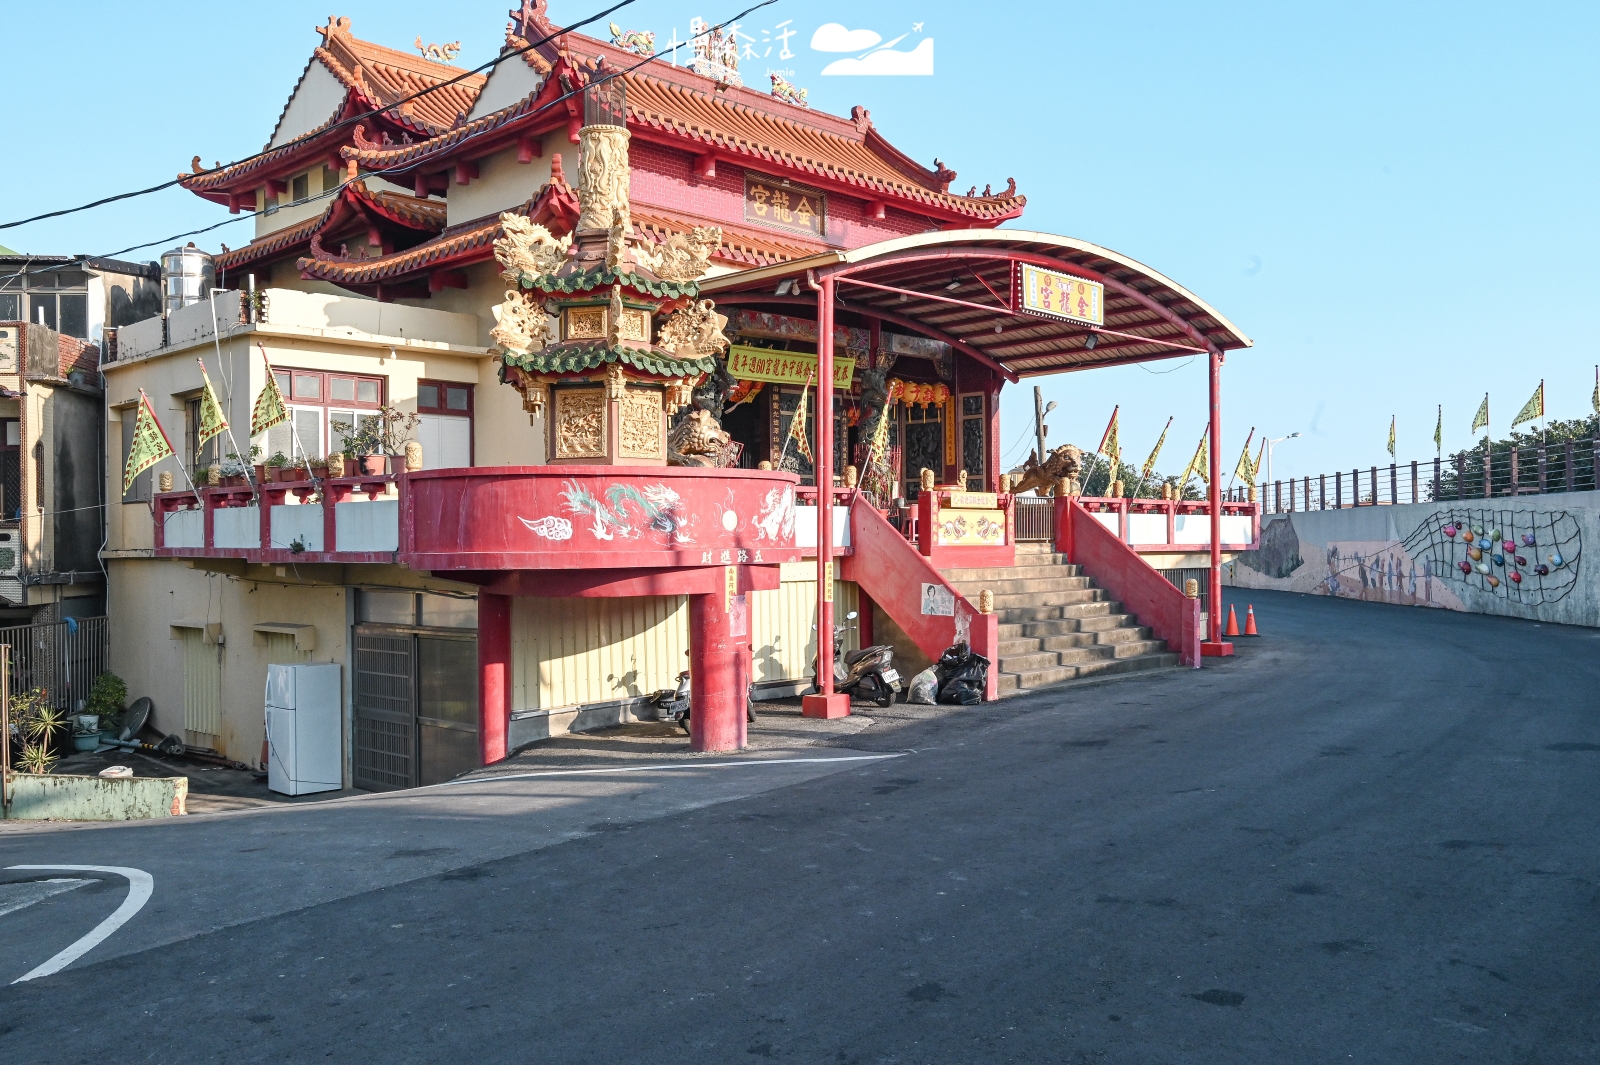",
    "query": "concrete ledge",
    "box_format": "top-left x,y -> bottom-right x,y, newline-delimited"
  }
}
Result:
3,773 -> 189,820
